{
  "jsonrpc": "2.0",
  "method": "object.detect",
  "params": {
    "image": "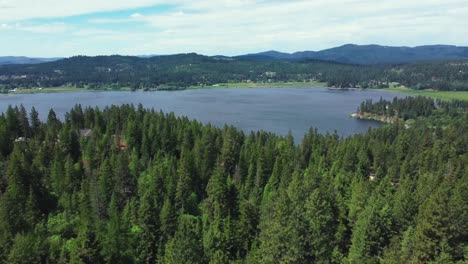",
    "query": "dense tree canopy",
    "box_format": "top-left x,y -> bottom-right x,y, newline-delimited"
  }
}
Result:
0,97 -> 466,263
0,54 -> 467,91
